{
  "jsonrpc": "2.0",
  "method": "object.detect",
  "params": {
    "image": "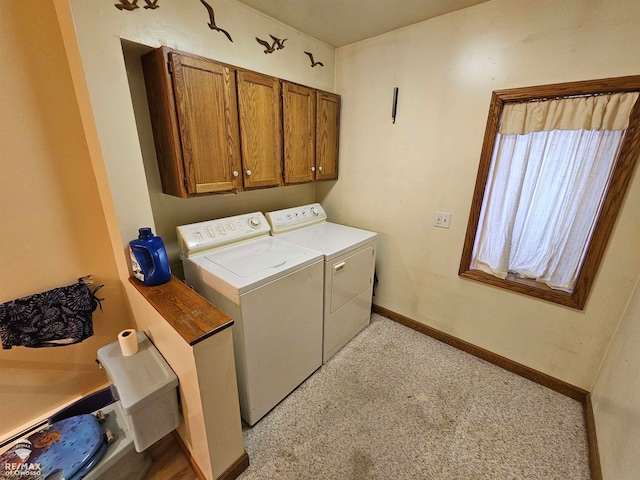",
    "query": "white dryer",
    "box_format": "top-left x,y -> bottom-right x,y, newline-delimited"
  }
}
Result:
266,204 -> 377,363
177,212 -> 323,426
